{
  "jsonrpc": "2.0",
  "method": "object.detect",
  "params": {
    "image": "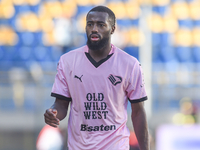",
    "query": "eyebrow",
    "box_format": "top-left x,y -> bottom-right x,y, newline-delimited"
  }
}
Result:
87,21 -> 106,24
